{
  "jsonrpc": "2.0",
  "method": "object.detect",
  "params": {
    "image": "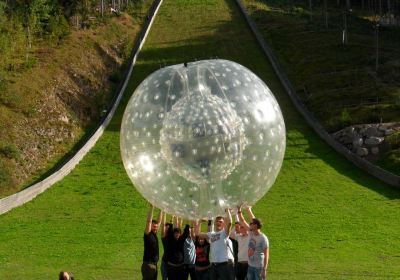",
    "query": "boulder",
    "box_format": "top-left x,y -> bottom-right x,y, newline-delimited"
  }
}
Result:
365,137 -> 384,146
378,125 -> 388,132
352,137 -> 363,147
356,147 -> 369,157
384,129 -> 394,136
371,147 -> 380,155
365,126 -> 379,137
344,126 -> 355,135
342,135 -> 353,145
